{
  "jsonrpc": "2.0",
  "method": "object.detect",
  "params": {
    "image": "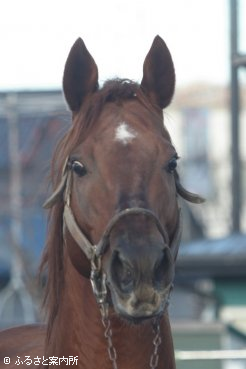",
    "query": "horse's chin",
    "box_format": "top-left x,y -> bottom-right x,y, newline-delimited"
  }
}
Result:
108,289 -> 166,325
117,310 -> 161,326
